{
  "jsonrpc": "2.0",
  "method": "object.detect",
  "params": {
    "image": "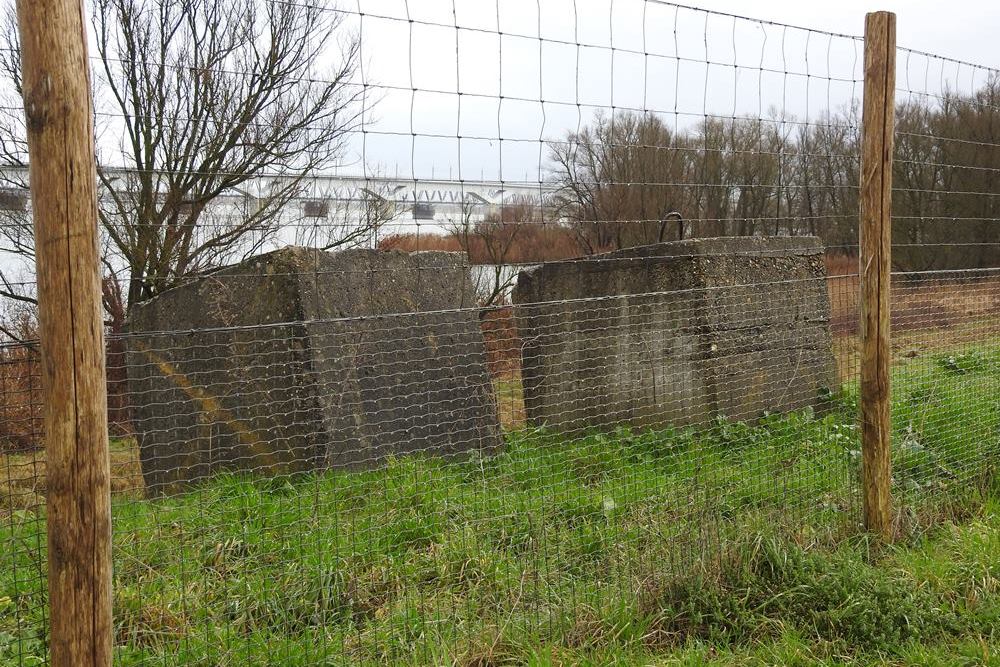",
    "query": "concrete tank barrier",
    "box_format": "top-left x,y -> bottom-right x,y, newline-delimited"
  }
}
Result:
126,247 -> 501,495
512,237 -> 837,433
